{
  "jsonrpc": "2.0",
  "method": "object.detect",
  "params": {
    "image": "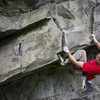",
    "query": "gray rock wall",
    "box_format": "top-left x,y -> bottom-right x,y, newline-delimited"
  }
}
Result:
0,0 -> 98,82
0,0 -> 100,100
0,19 -> 61,83
0,49 -> 100,100
0,65 -> 81,100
